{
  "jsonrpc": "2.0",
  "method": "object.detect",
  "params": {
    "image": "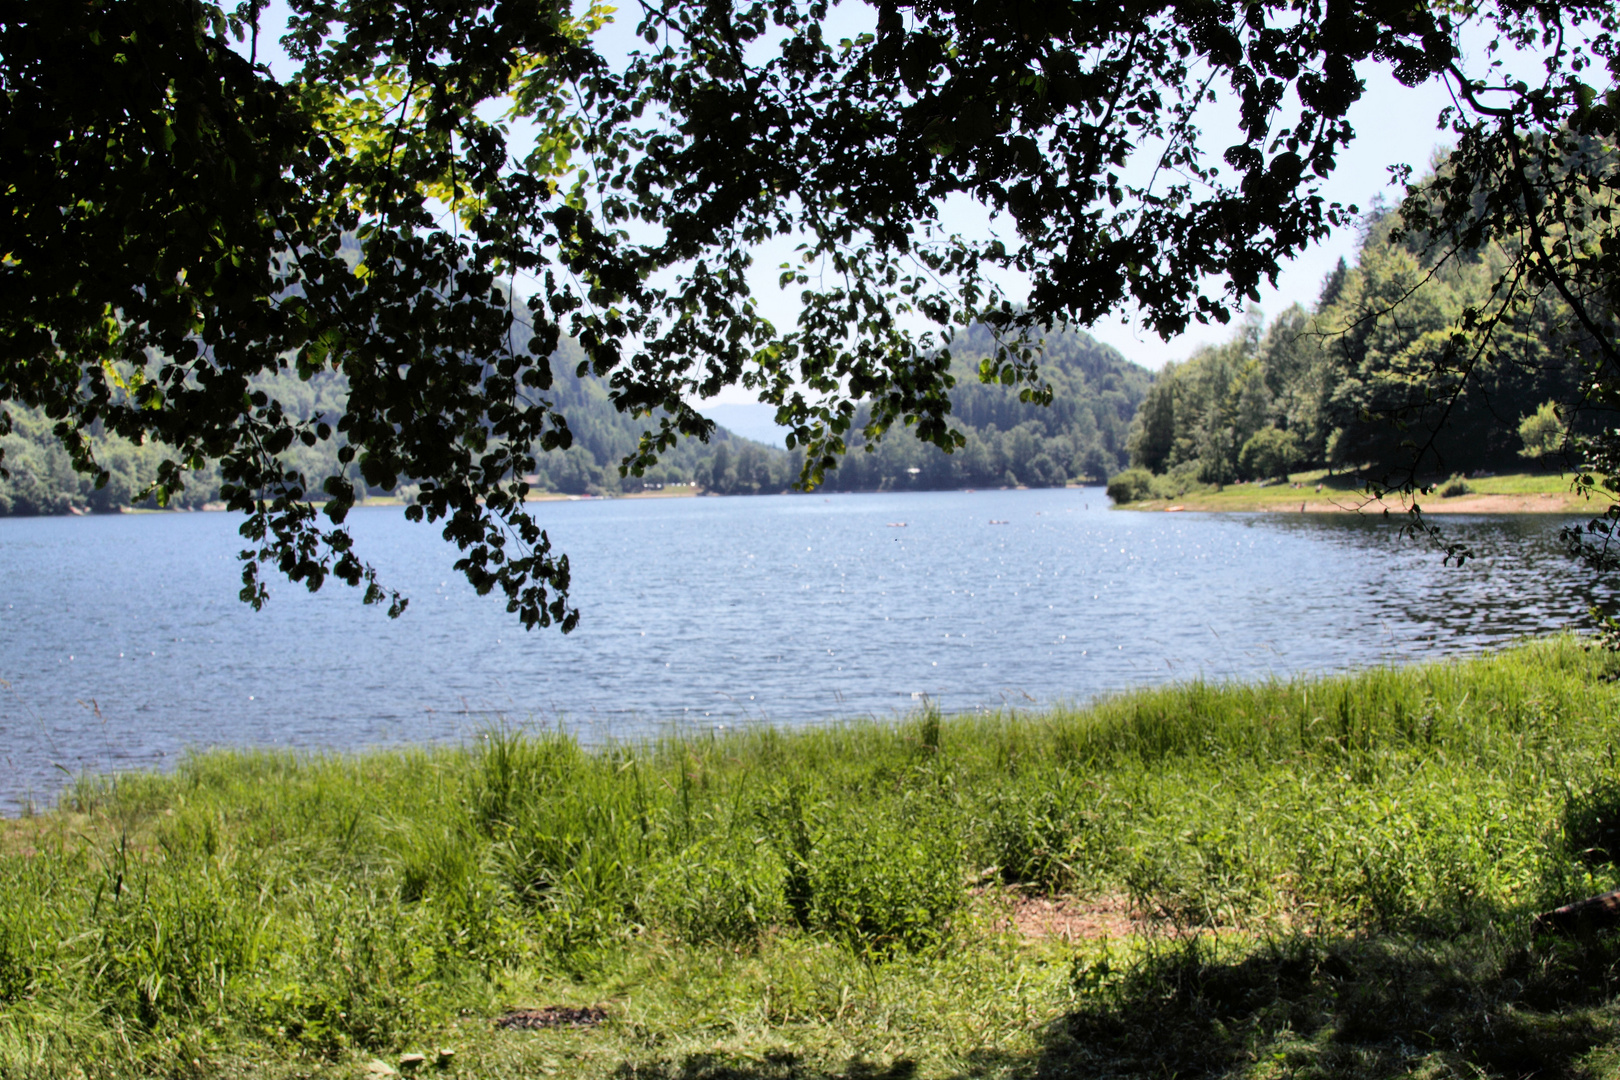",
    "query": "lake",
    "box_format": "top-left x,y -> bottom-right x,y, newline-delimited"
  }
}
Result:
0,487 -> 1608,813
